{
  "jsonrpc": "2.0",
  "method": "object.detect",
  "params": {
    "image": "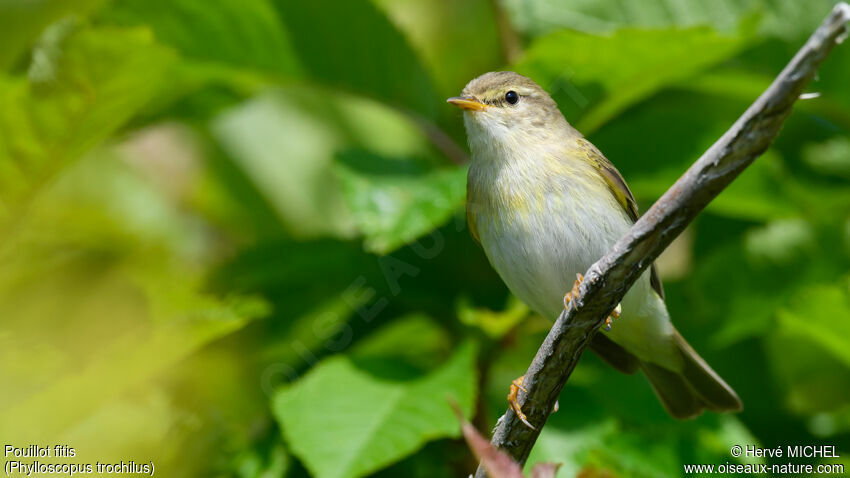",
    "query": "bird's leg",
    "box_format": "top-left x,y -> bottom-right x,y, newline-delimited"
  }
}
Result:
562,273 -> 584,309
603,303 -> 622,332
508,375 -> 535,429
563,273 -> 621,331
507,375 -> 559,430
508,275 -> 621,430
